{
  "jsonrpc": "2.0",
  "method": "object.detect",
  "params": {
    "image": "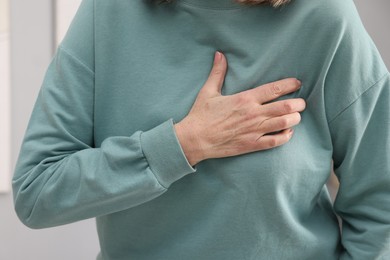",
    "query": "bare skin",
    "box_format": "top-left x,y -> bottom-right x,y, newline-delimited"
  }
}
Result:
175,51 -> 306,166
